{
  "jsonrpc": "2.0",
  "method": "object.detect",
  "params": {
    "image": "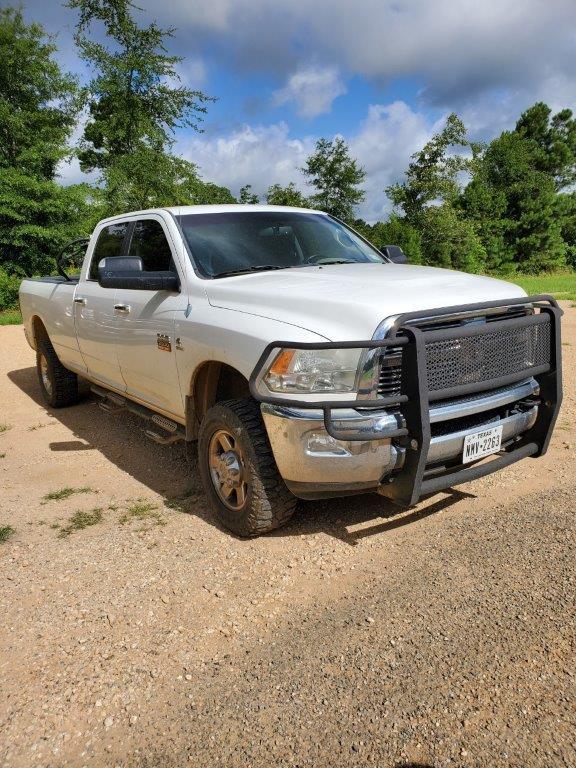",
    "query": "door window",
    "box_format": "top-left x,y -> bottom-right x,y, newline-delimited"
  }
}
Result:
89,222 -> 129,280
128,220 -> 174,272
